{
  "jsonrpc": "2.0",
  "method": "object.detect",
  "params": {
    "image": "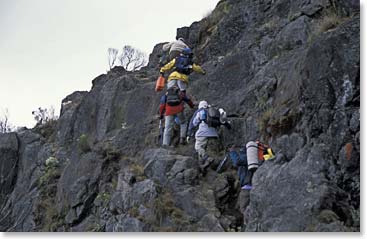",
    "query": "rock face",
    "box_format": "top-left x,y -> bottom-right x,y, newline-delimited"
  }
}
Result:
0,0 -> 359,232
